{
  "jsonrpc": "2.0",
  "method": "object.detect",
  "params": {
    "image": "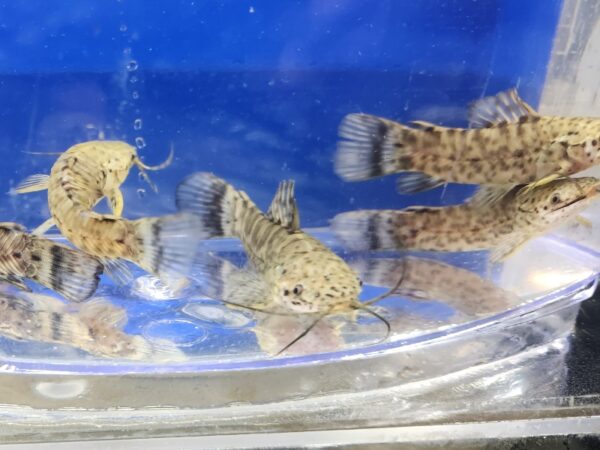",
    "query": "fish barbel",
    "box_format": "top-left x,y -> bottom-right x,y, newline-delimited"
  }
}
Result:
176,173 -> 398,353
14,141 -> 202,284
332,177 -> 600,261
335,89 -> 600,193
